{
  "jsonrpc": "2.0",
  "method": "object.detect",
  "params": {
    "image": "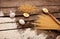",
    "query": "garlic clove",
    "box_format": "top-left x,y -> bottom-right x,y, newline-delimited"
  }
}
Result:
10,12 -> 15,18
42,8 -> 49,13
23,13 -> 29,17
56,35 -> 60,39
19,19 -> 25,25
